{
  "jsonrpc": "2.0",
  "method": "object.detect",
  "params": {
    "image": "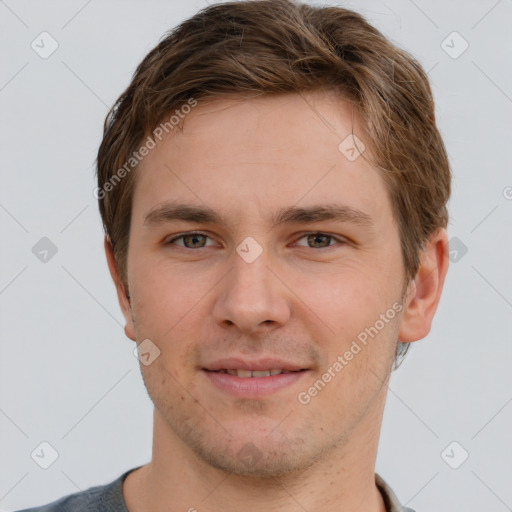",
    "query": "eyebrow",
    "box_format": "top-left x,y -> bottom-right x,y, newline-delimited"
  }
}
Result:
143,202 -> 374,229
